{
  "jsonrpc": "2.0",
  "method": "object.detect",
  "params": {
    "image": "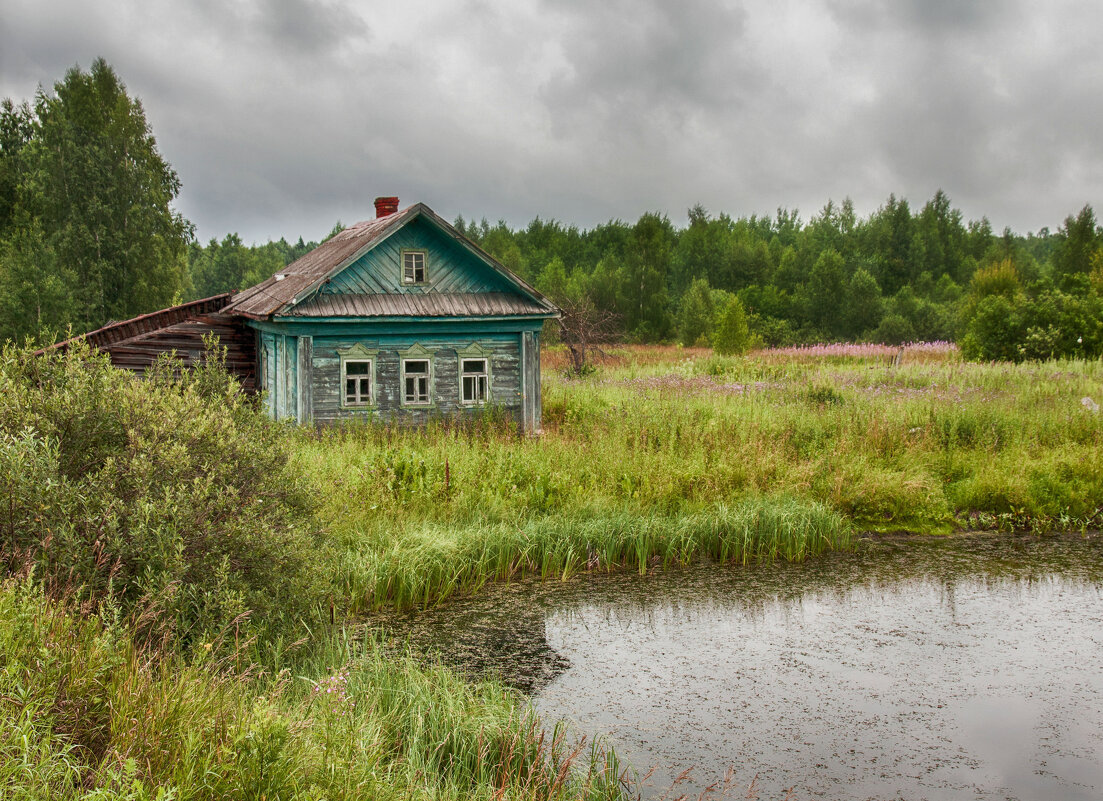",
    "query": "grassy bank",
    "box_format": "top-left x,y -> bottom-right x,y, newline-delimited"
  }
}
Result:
295,342 -> 1103,610
0,343 -> 623,801
0,575 -> 624,801
5,340 -> 1101,799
